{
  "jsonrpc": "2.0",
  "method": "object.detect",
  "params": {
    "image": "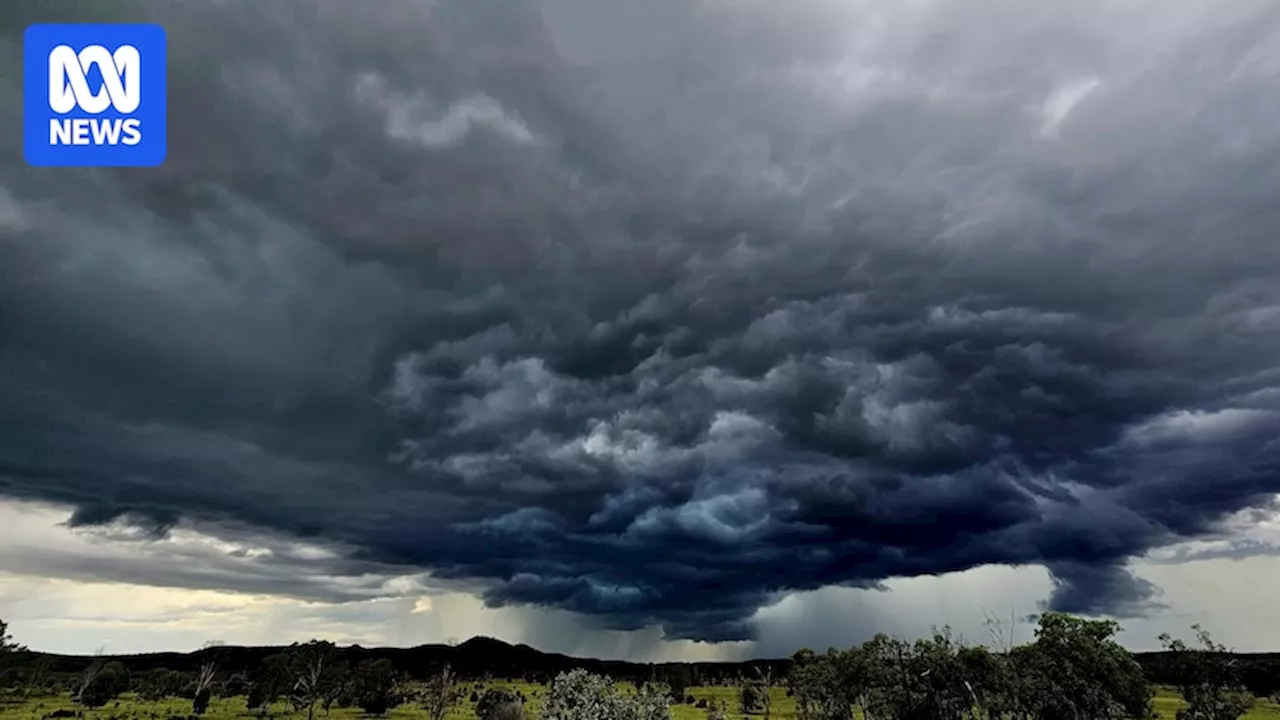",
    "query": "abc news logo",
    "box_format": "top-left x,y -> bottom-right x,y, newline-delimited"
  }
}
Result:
23,24 -> 167,167
48,44 -> 144,147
